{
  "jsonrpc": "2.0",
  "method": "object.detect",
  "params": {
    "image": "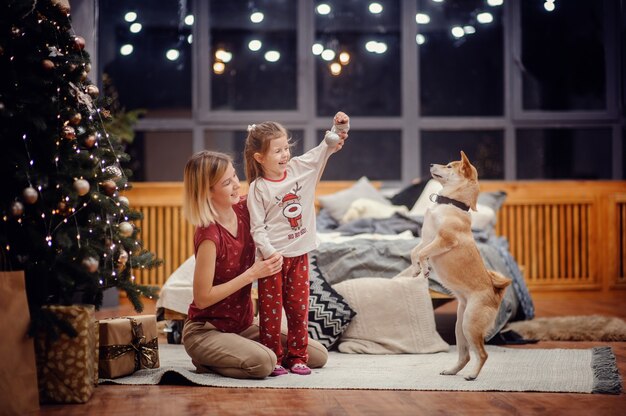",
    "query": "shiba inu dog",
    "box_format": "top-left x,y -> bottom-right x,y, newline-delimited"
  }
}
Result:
411,151 -> 511,380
